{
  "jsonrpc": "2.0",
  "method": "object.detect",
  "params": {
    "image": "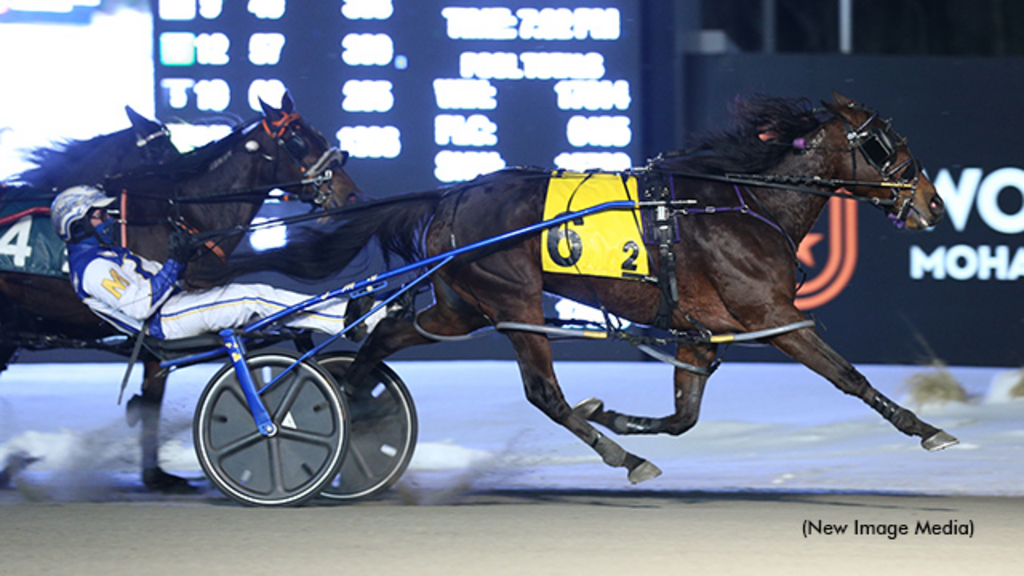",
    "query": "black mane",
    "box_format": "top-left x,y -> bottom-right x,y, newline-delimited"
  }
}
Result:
17,130 -> 133,189
120,119 -> 256,182
653,95 -> 826,175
